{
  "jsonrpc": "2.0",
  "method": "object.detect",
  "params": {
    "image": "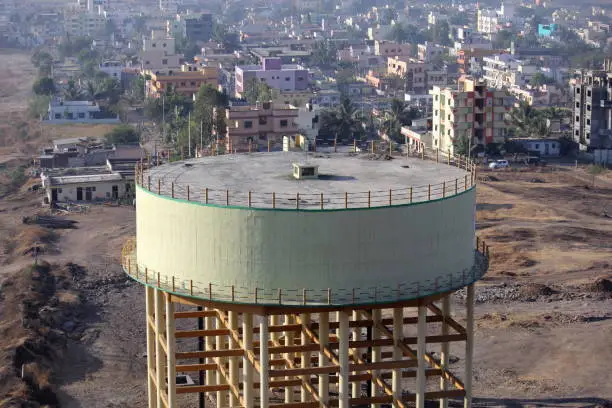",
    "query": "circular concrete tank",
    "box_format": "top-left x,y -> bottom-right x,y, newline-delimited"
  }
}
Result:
130,151 -> 484,305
